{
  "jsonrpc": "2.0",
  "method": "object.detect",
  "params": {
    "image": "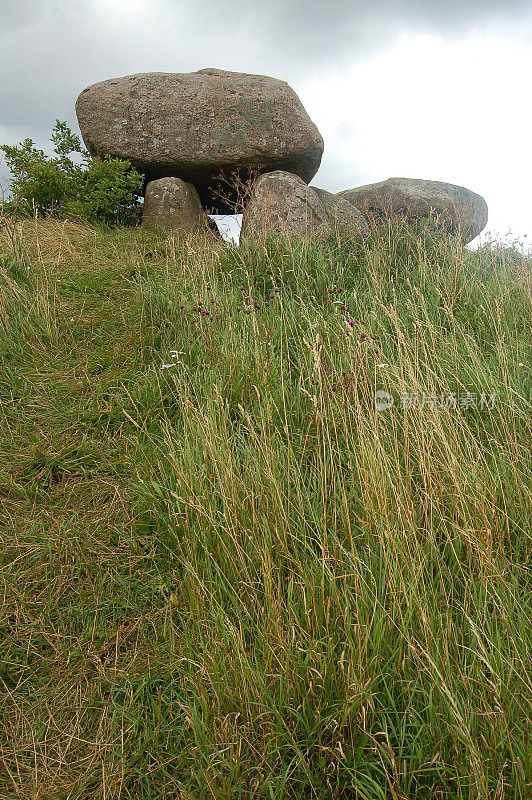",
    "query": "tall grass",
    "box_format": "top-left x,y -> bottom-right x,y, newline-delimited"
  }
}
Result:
0,217 -> 530,799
